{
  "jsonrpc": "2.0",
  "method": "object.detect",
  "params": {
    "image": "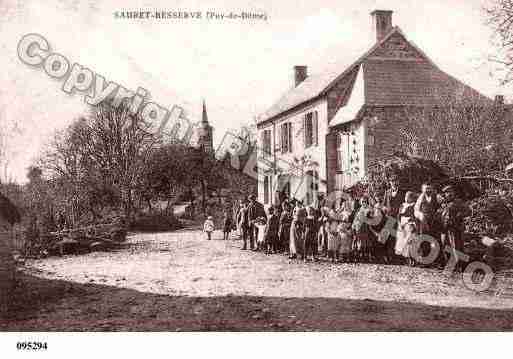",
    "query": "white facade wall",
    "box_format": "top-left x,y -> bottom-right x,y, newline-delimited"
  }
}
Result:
334,119 -> 367,190
257,98 -> 328,206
